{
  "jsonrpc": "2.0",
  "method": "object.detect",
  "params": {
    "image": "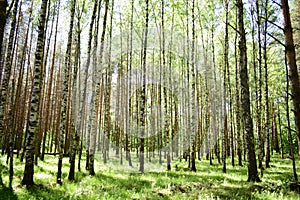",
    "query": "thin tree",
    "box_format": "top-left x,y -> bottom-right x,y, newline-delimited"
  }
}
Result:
0,0 -> 7,185
190,0 -> 196,172
281,0 -> 300,157
223,0 -> 229,173
90,0 -> 109,174
0,0 -> 7,61
76,0 -> 98,171
22,0 -> 48,186
255,0 -> 264,172
68,0 -> 85,181
0,0 -> 19,145
125,0 -> 134,167
237,0 -> 260,182
263,0 -> 270,168
57,0 -> 77,185
234,1 -> 242,167
272,103 -> 279,153
139,0 -> 149,173
41,0 -> 60,161
284,50 -> 298,182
